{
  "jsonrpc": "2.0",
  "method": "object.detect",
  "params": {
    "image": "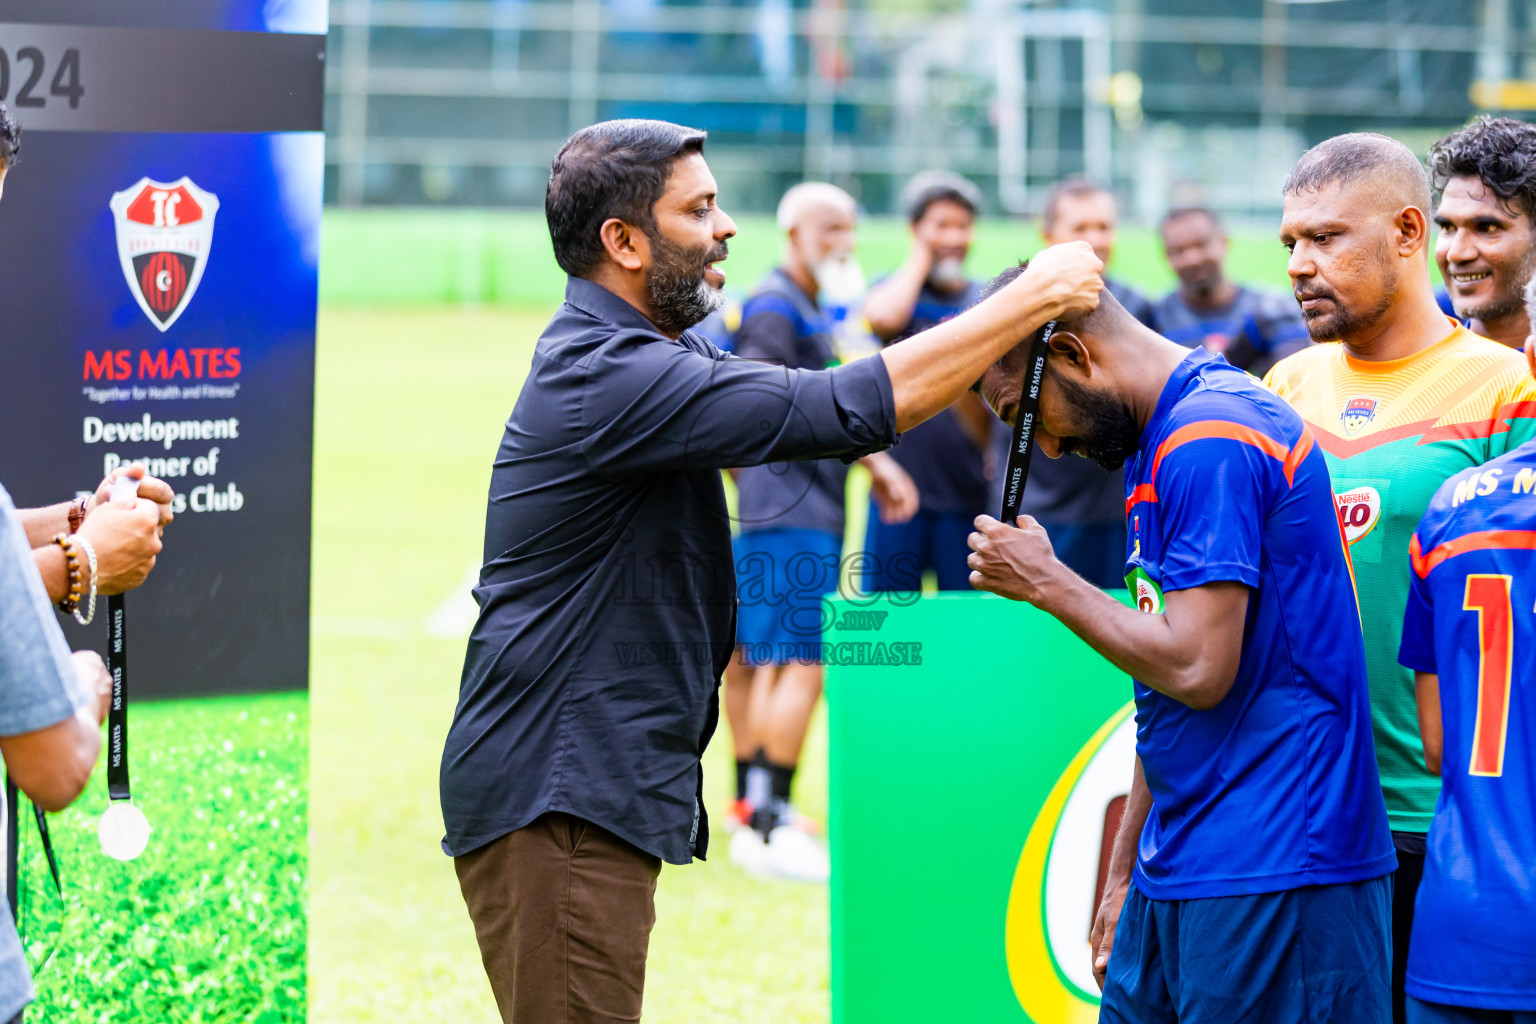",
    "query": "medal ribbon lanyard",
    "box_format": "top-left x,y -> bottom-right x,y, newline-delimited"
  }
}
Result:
106,595 -> 130,805
98,473 -> 150,862
998,320 -> 1057,524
